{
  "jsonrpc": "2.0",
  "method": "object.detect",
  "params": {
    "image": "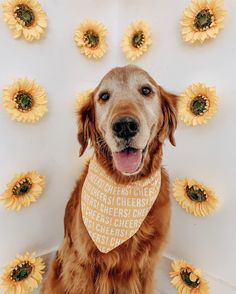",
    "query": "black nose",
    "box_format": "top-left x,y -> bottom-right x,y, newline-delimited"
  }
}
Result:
112,116 -> 139,140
